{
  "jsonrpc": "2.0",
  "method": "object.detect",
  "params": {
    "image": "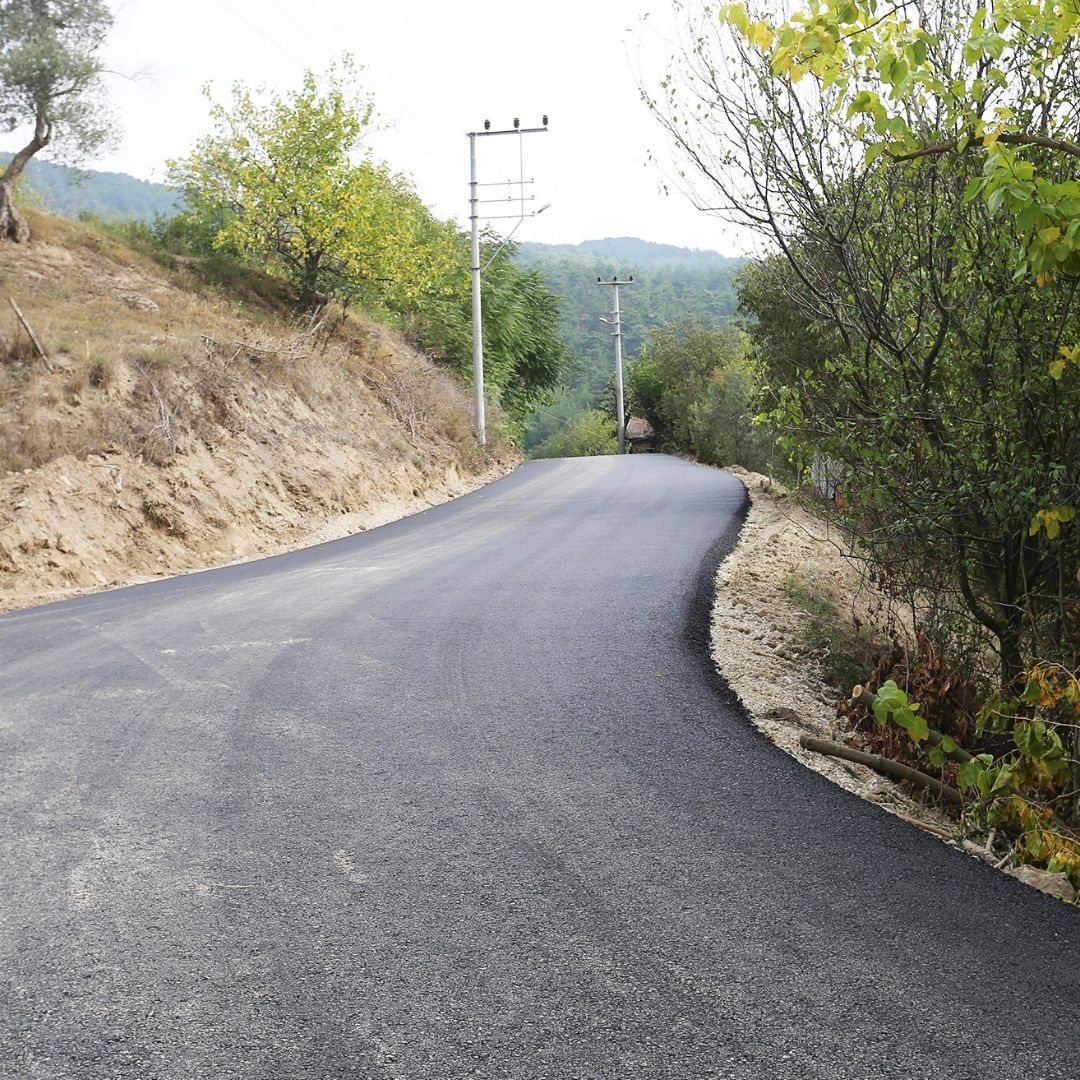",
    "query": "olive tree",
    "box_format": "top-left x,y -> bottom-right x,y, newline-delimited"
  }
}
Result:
0,0 -> 114,241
